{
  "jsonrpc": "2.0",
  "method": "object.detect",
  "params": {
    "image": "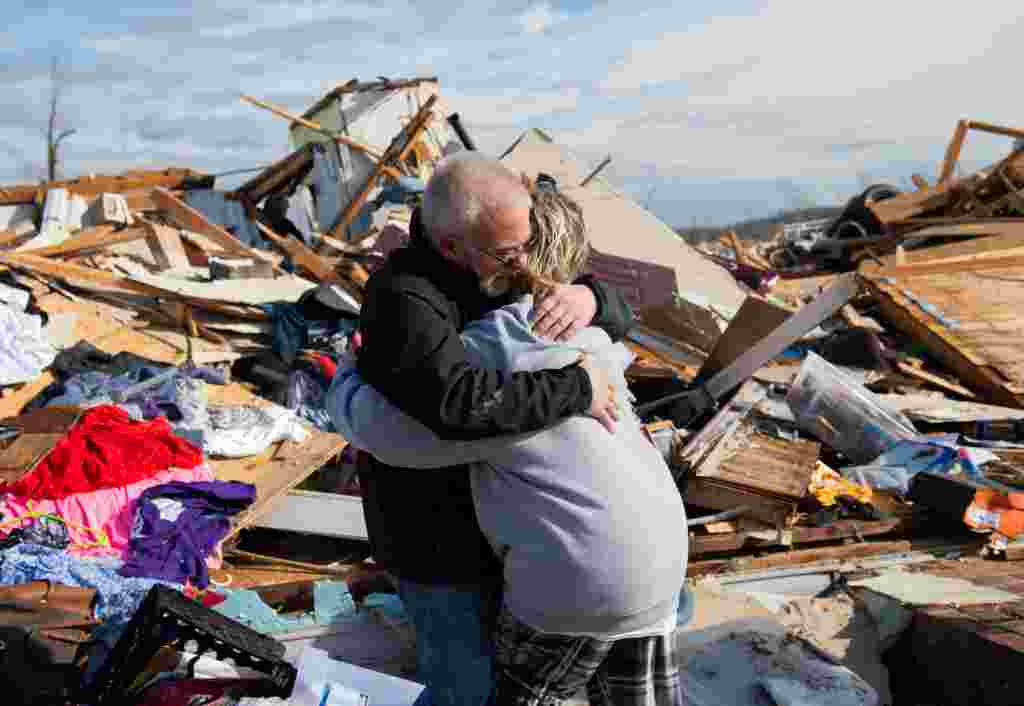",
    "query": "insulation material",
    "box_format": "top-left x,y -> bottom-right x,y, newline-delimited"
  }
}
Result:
19,188 -> 87,250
